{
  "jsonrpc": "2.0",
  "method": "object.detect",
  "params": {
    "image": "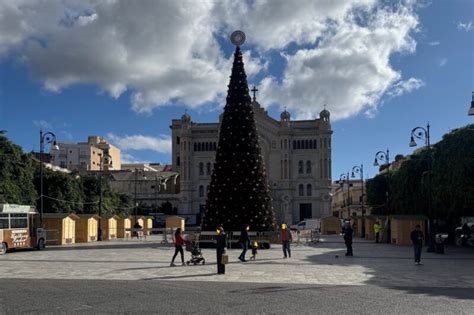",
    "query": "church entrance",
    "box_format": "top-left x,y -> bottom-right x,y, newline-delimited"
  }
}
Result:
299,203 -> 312,221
